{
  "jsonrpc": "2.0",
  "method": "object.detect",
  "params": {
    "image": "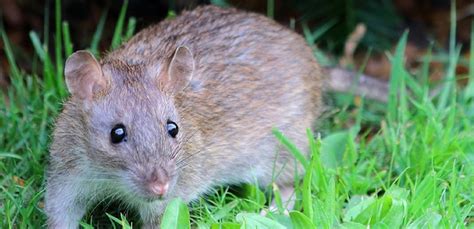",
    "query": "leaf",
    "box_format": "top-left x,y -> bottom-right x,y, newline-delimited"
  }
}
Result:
343,188 -> 408,227
353,195 -> 392,225
236,213 -> 286,229
376,188 -> 408,227
211,222 -> 241,229
160,198 -> 191,229
406,211 -> 442,228
338,221 -> 367,229
290,211 -> 315,229
321,131 -> 349,169
343,195 -> 376,222
270,213 -> 293,229
377,197 -> 406,228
